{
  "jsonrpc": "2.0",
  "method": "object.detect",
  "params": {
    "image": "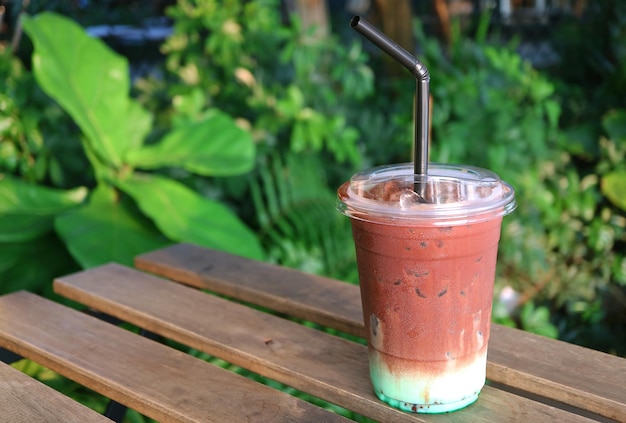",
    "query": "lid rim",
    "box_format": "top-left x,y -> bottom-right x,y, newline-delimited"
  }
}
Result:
337,163 -> 517,225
